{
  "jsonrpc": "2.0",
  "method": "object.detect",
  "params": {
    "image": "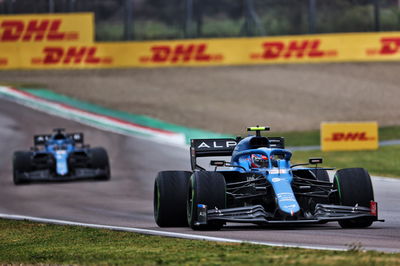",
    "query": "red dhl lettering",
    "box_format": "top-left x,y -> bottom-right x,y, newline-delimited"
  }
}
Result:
366,37 -> 400,56
0,19 -> 78,42
0,58 -> 8,66
251,40 -> 337,60
139,44 -> 223,63
324,132 -> 375,142
379,37 -> 400,54
31,46 -> 113,65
